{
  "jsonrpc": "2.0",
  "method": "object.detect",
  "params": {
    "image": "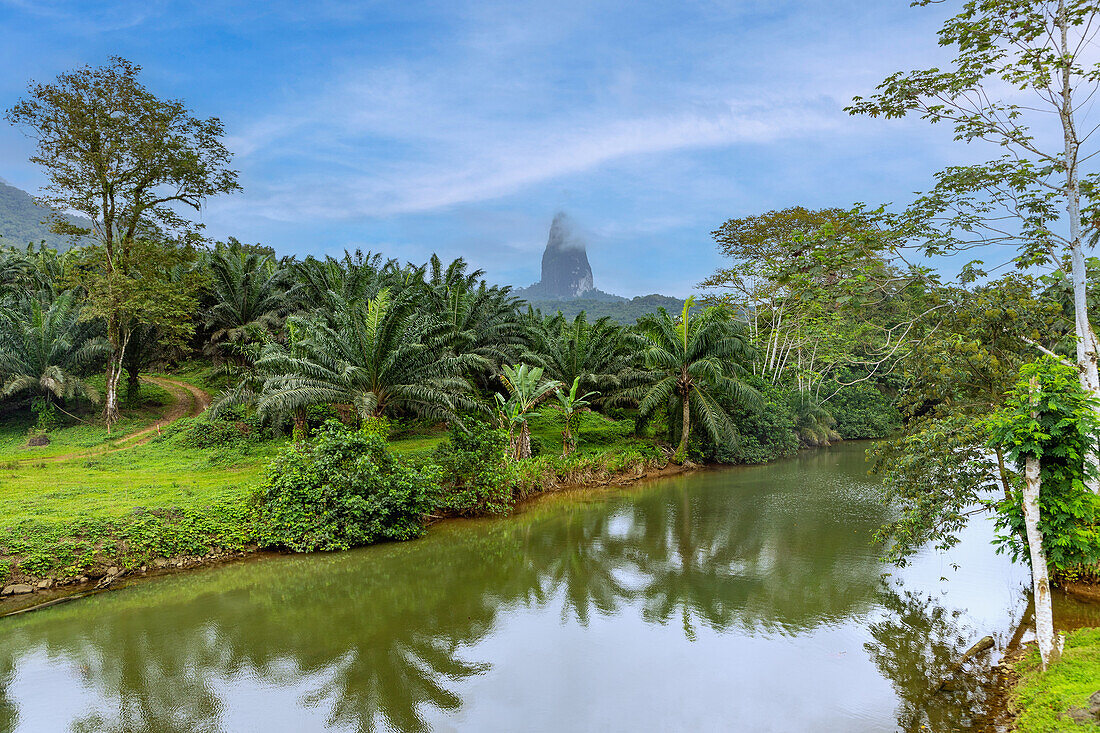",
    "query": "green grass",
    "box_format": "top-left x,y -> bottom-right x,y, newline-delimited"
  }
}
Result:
0,398 -> 661,583
150,359 -> 225,395
0,394 -> 286,581
1011,627 -> 1100,732
0,381 -> 173,461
